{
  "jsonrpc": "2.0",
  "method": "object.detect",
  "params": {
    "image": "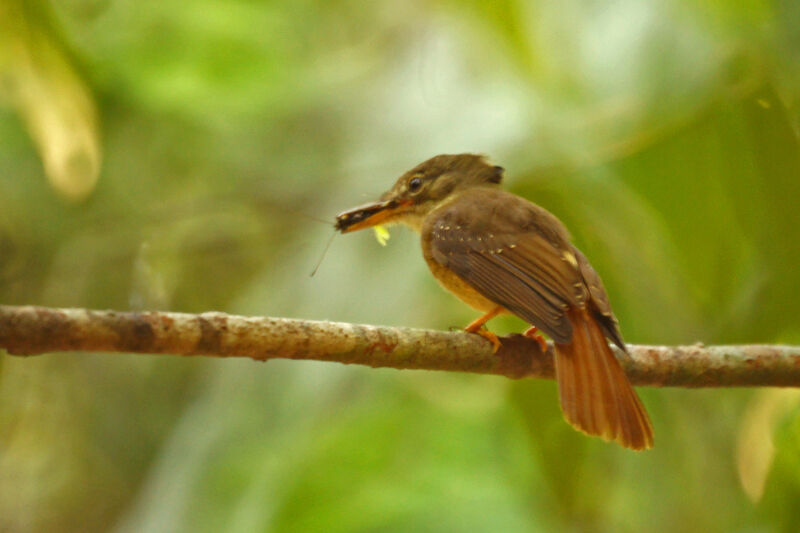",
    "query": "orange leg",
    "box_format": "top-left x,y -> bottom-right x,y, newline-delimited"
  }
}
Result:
523,325 -> 548,353
465,306 -> 504,353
